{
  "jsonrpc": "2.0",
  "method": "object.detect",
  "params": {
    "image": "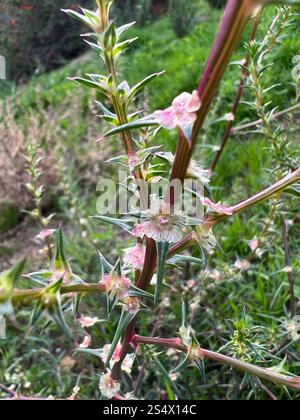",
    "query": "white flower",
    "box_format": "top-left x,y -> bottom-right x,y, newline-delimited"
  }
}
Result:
224,112 -> 235,122
133,195 -> 185,243
282,317 -> 300,340
99,372 -> 120,399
